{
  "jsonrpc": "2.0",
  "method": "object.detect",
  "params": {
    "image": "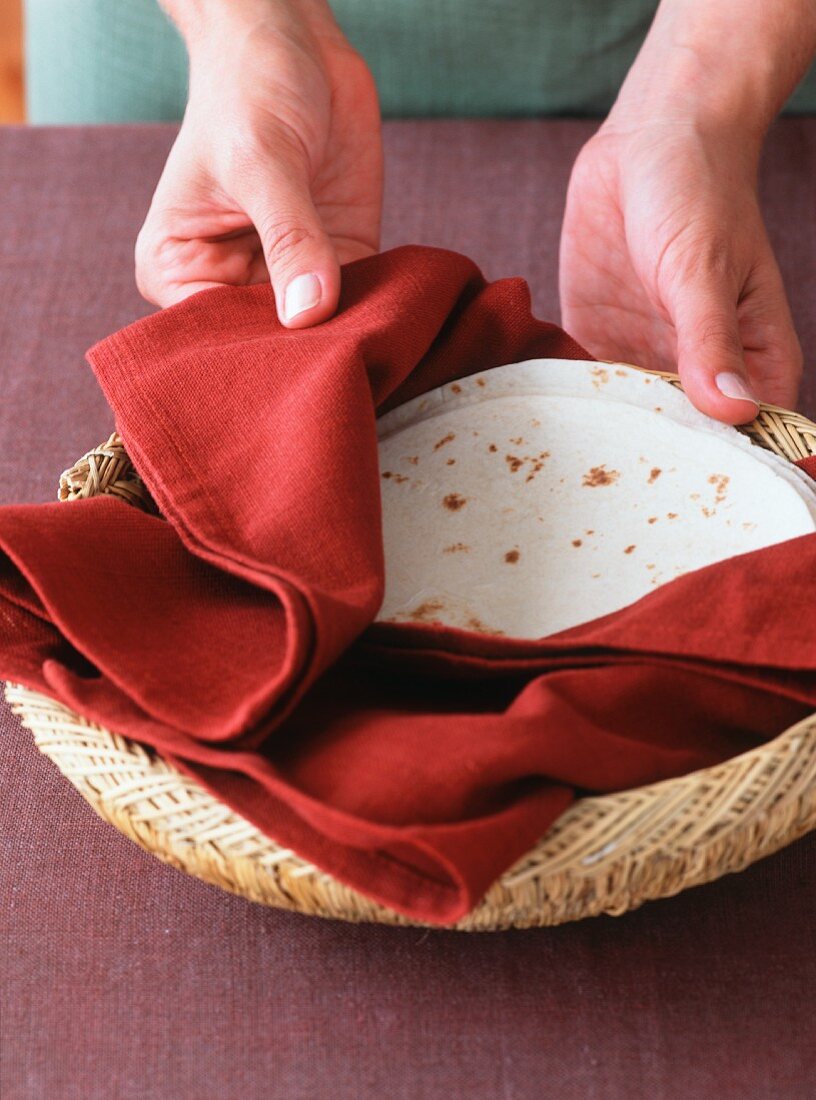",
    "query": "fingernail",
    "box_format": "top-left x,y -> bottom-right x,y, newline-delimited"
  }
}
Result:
283,273 -> 322,321
715,372 -> 760,407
